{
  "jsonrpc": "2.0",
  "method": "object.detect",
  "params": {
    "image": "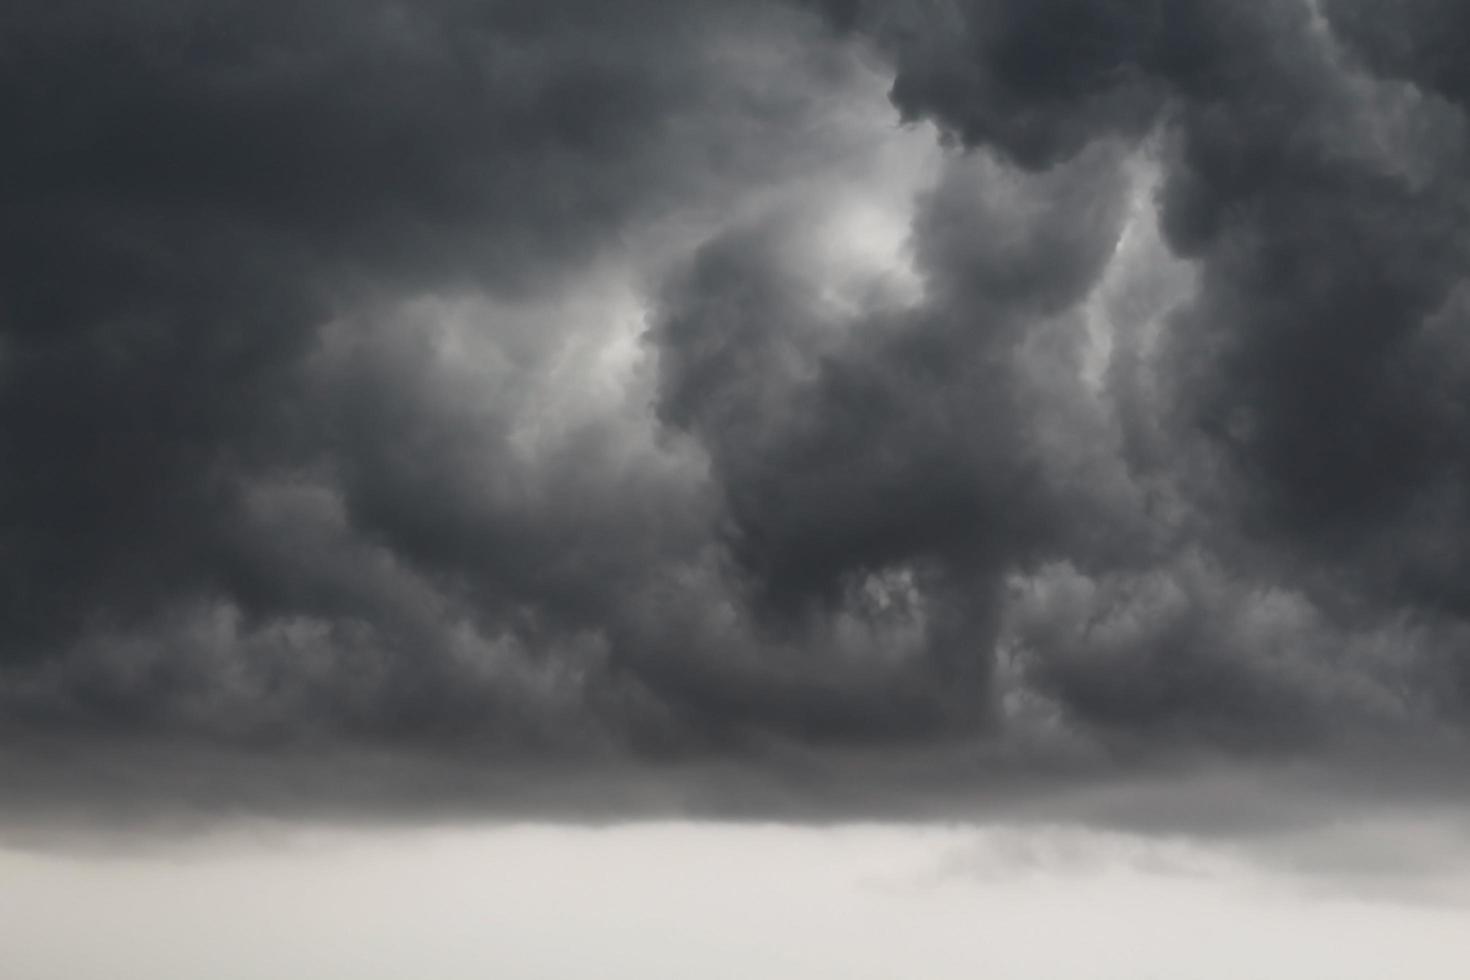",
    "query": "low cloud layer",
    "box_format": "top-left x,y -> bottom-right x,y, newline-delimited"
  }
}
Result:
3,0 -> 1470,835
